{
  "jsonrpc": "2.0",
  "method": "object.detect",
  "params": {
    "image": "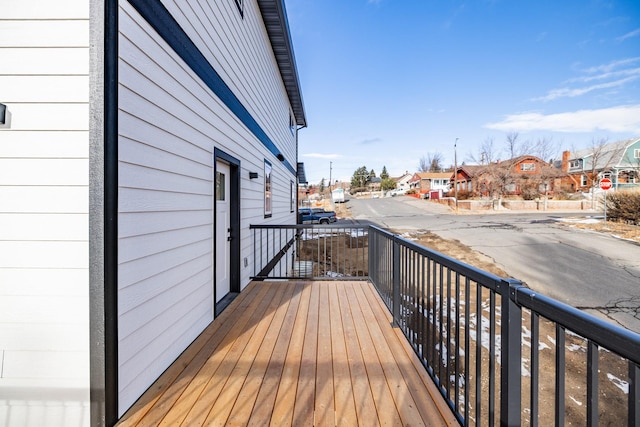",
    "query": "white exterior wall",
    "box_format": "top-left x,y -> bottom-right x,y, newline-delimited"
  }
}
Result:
0,1 -> 90,426
117,0 -> 299,414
